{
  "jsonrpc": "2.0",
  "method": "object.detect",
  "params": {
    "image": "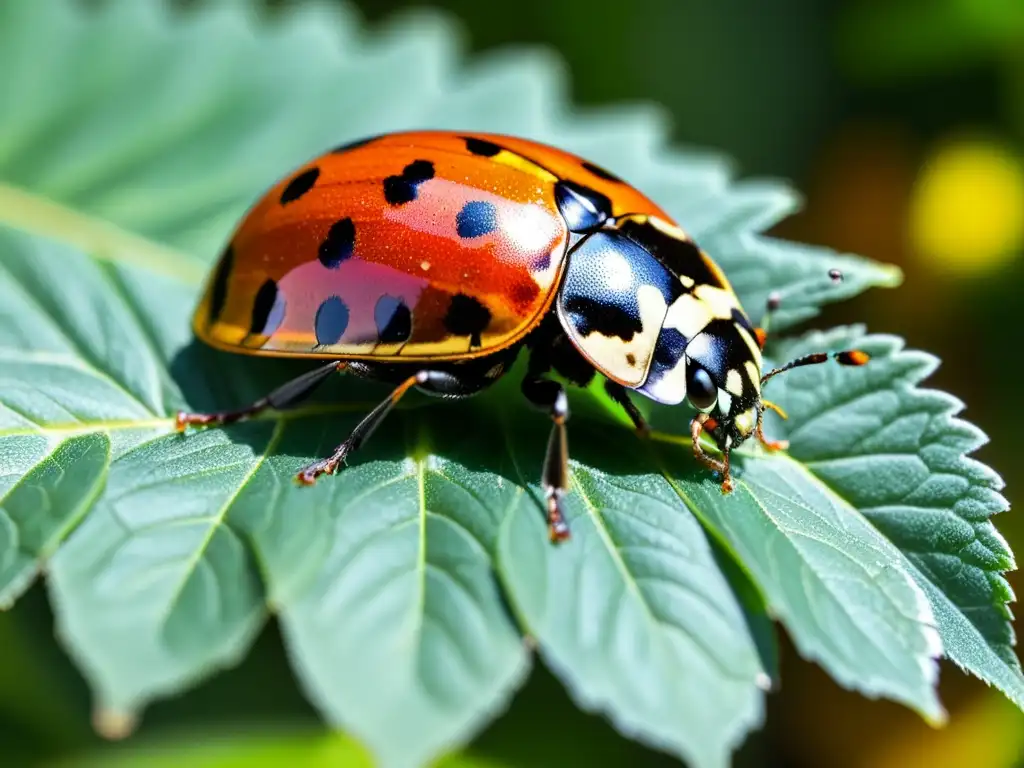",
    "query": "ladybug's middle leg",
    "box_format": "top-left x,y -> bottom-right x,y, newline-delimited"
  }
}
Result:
521,375 -> 572,544
690,414 -> 734,493
296,369 -> 466,485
